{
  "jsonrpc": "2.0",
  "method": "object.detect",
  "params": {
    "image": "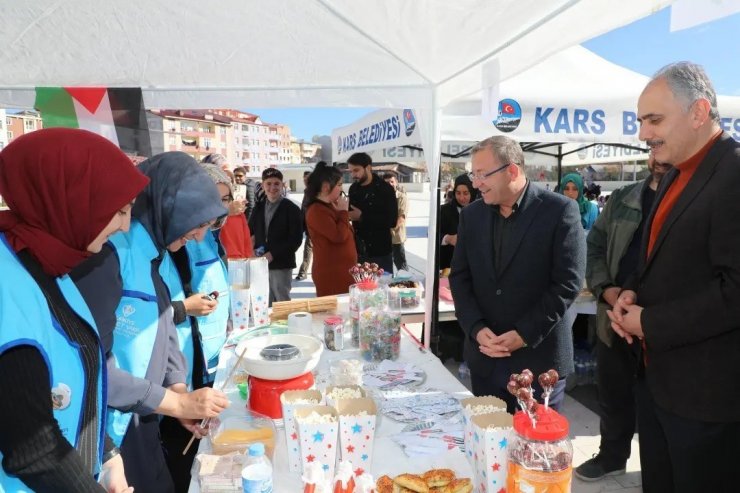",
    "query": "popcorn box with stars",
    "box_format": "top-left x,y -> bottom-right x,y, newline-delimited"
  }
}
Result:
294,406 -> 340,478
229,288 -> 251,330
335,398 -> 377,474
461,396 -> 507,463
281,390 -> 324,473
471,412 -> 513,493
325,384 -> 366,409
246,257 -> 270,326
250,291 -> 269,327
